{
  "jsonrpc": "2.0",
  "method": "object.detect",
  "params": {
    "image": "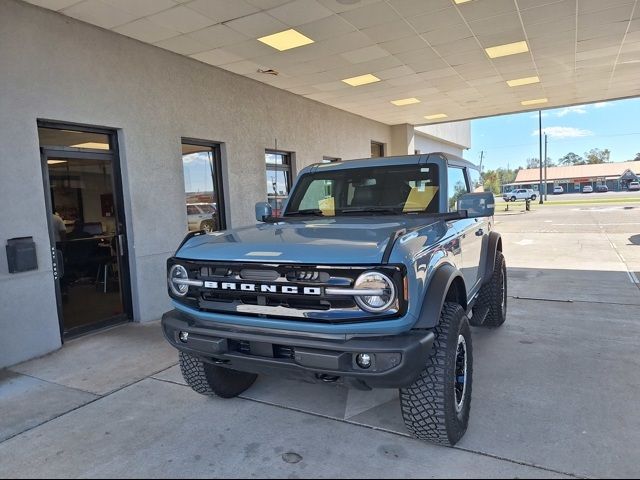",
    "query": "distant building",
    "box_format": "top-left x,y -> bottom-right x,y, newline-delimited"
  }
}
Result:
503,162 -> 639,193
